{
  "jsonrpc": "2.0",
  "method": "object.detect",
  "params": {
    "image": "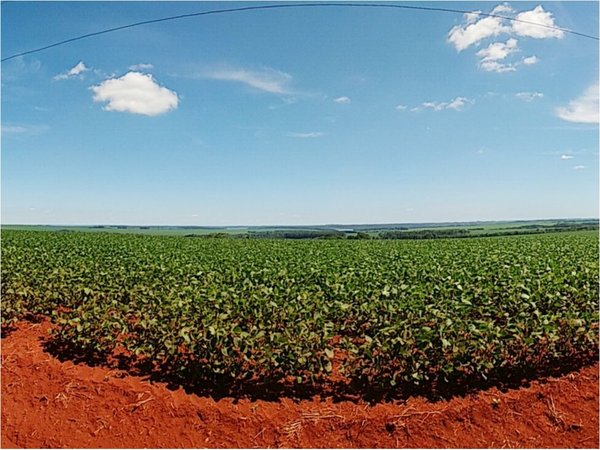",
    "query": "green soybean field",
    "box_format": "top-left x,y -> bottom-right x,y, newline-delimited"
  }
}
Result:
2,229 -> 598,398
